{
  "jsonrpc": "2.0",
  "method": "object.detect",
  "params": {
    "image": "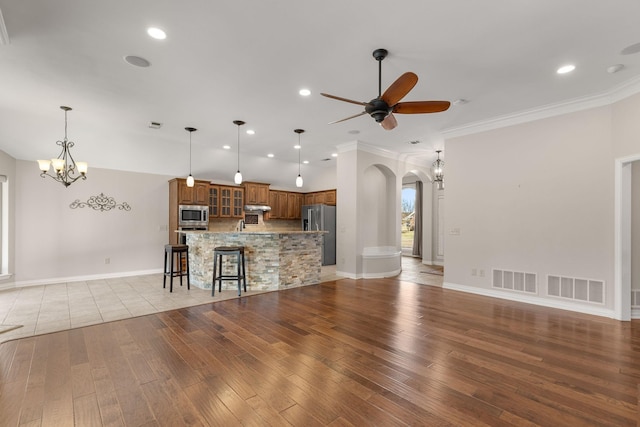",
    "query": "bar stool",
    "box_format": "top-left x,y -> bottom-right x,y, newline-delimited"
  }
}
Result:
212,246 -> 246,296
163,244 -> 190,292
